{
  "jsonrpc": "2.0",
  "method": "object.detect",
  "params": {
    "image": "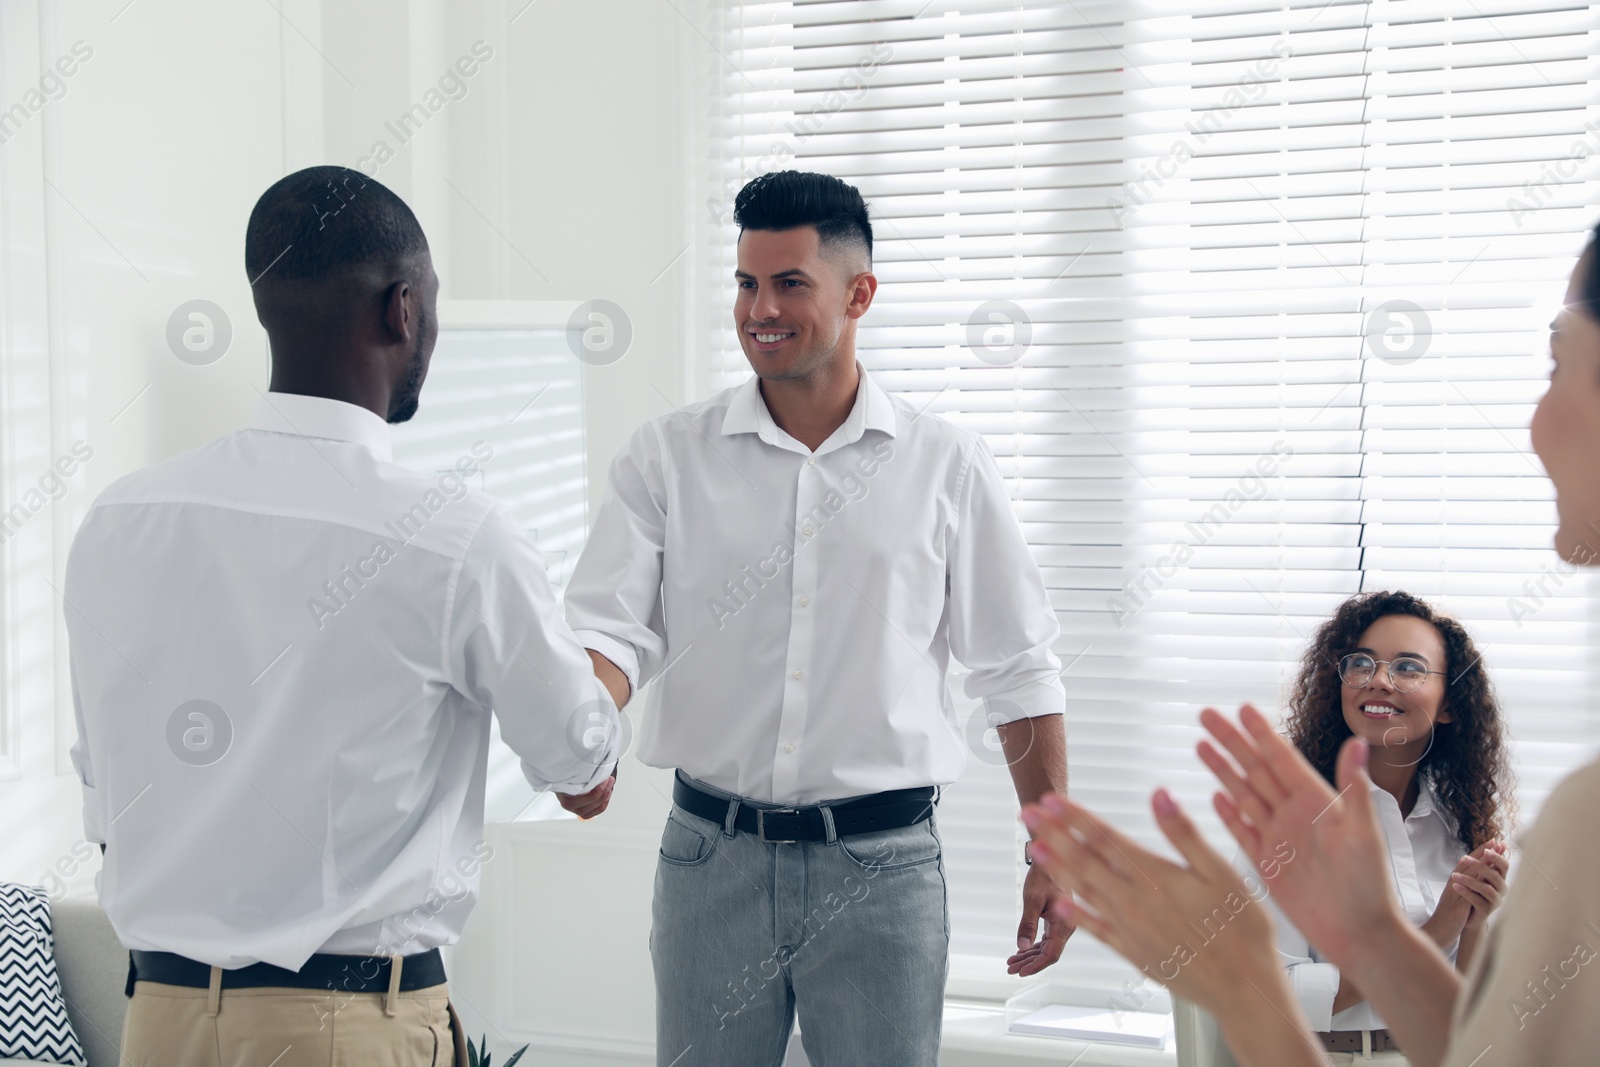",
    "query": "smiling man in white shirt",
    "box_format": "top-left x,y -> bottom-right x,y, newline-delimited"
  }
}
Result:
64,166 -> 622,1066
565,171 -> 1071,1066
